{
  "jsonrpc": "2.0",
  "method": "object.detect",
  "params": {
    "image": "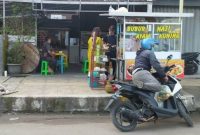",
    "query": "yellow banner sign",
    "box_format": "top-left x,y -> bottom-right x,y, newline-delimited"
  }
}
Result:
126,25 -> 181,39
135,34 -> 151,39
126,26 -> 147,32
156,25 -> 180,39
156,26 -> 171,32
158,33 -> 180,39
